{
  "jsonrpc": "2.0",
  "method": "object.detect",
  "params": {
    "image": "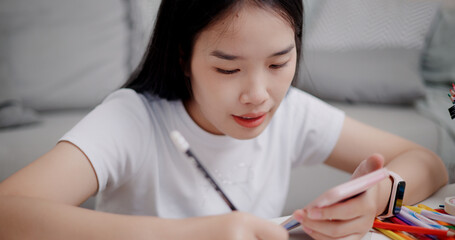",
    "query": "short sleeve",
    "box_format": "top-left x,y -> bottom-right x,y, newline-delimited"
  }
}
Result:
285,88 -> 345,167
59,89 -> 152,193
